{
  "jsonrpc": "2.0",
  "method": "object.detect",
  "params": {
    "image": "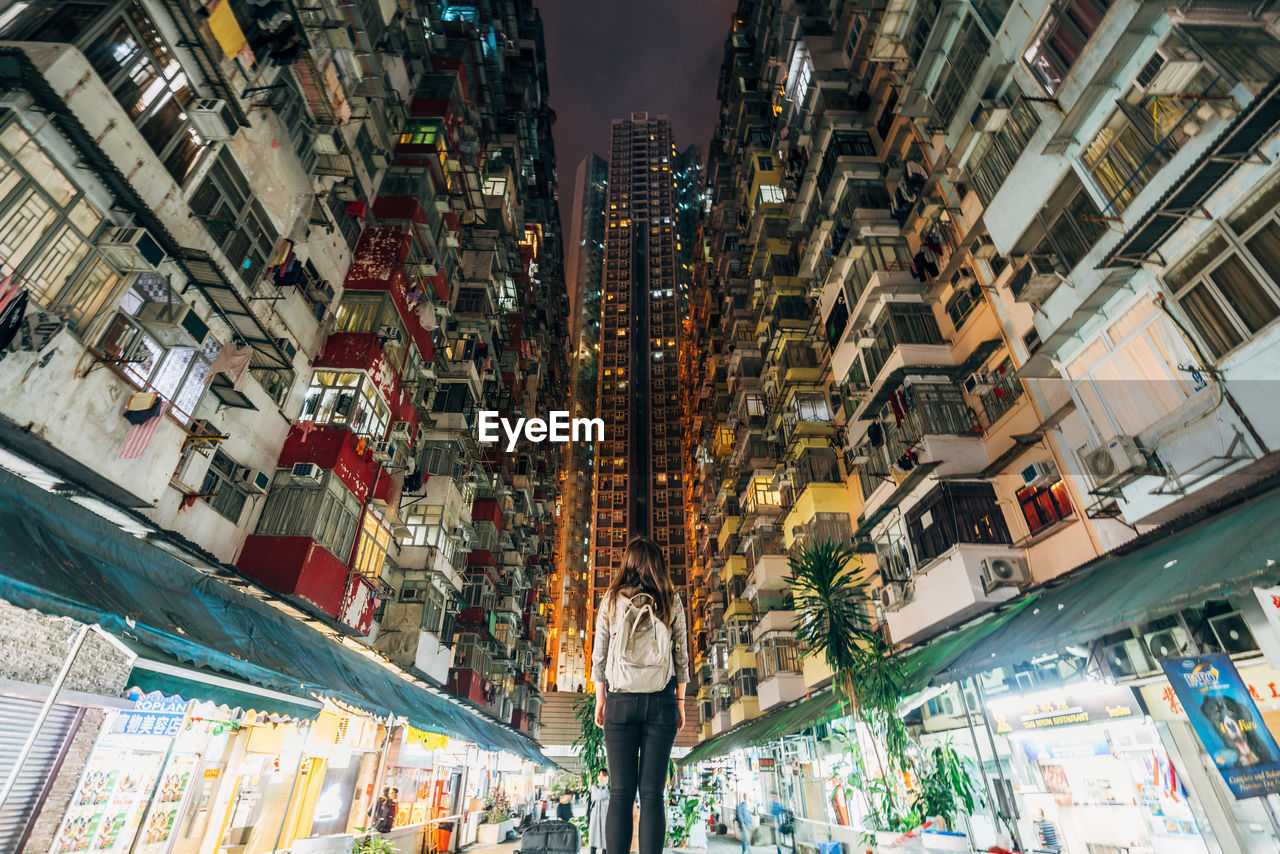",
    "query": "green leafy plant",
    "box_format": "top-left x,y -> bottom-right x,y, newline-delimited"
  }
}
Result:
789,540 -> 982,837
573,693 -> 607,789
911,745 -> 982,831
665,793 -> 706,848
481,787 -> 513,823
351,832 -> 397,854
